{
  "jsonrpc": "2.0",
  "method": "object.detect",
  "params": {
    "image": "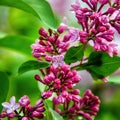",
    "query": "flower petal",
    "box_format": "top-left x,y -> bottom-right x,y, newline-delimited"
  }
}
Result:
2,102 -> 11,109
14,103 -> 20,110
10,96 -> 16,106
6,108 -> 13,114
